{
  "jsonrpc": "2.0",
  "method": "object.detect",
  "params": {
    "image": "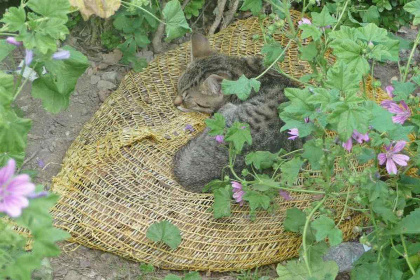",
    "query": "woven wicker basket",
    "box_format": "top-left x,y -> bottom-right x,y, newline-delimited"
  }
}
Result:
49,11 -> 385,271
